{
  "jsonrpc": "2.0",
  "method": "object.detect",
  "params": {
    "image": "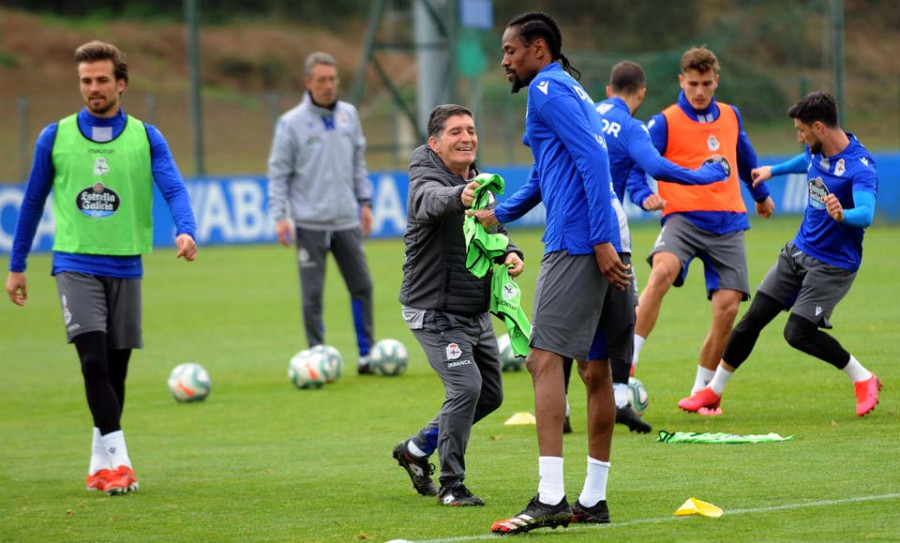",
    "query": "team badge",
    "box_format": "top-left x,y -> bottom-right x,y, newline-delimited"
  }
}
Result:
502,282 -> 519,301
707,135 -> 720,151
445,343 -> 462,360
61,295 -> 72,325
337,112 -> 349,127
835,158 -> 846,177
298,248 -> 314,268
77,182 -> 120,218
93,157 -> 110,176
